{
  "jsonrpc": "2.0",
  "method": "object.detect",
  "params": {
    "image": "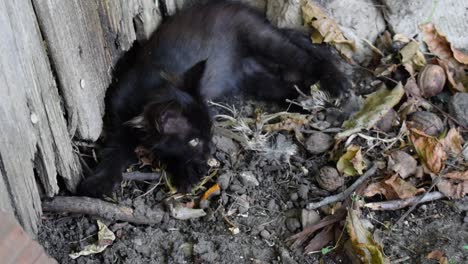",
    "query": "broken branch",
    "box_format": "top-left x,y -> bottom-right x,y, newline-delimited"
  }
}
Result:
306,164 -> 378,210
364,191 -> 445,210
42,196 -> 165,224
